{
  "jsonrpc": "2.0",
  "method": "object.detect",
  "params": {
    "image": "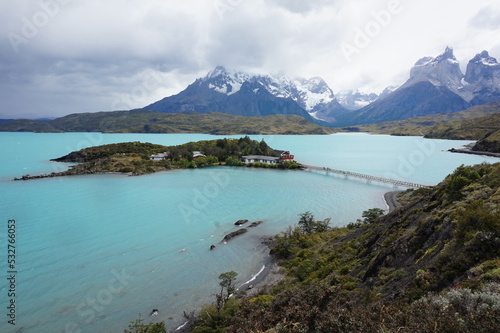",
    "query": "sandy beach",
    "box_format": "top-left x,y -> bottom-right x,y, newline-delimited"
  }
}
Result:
384,190 -> 403,213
